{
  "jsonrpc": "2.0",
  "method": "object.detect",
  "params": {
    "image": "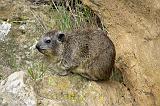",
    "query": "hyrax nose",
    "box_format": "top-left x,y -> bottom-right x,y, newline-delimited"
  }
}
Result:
36,44 -> 40,51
